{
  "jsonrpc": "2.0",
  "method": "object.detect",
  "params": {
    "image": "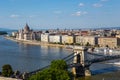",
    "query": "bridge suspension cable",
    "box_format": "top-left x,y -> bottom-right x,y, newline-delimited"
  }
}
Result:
87,52 -> 104,56
28,52 -> 75,76
62,53 -> 74,60
63,53 -> 80,62
28,65 -> 50,76
89,55 -> 120,64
